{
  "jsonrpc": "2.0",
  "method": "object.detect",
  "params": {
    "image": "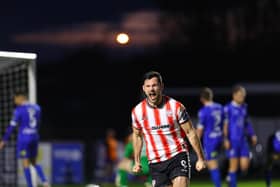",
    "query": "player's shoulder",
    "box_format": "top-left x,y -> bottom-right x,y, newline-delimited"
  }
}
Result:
14,105 -> 22,112
198,107 -> 205,116
131,99 -> 146,113
30,103 -> 41,111
166,96 -> 184,107
213,102 -> 223,109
